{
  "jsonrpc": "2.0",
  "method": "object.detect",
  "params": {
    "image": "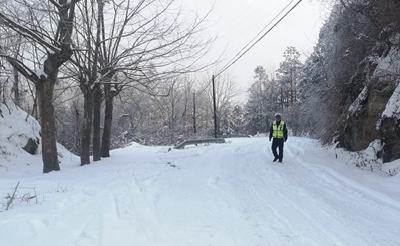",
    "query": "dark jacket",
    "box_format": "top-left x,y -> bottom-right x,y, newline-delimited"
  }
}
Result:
269,120 -> 288,141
